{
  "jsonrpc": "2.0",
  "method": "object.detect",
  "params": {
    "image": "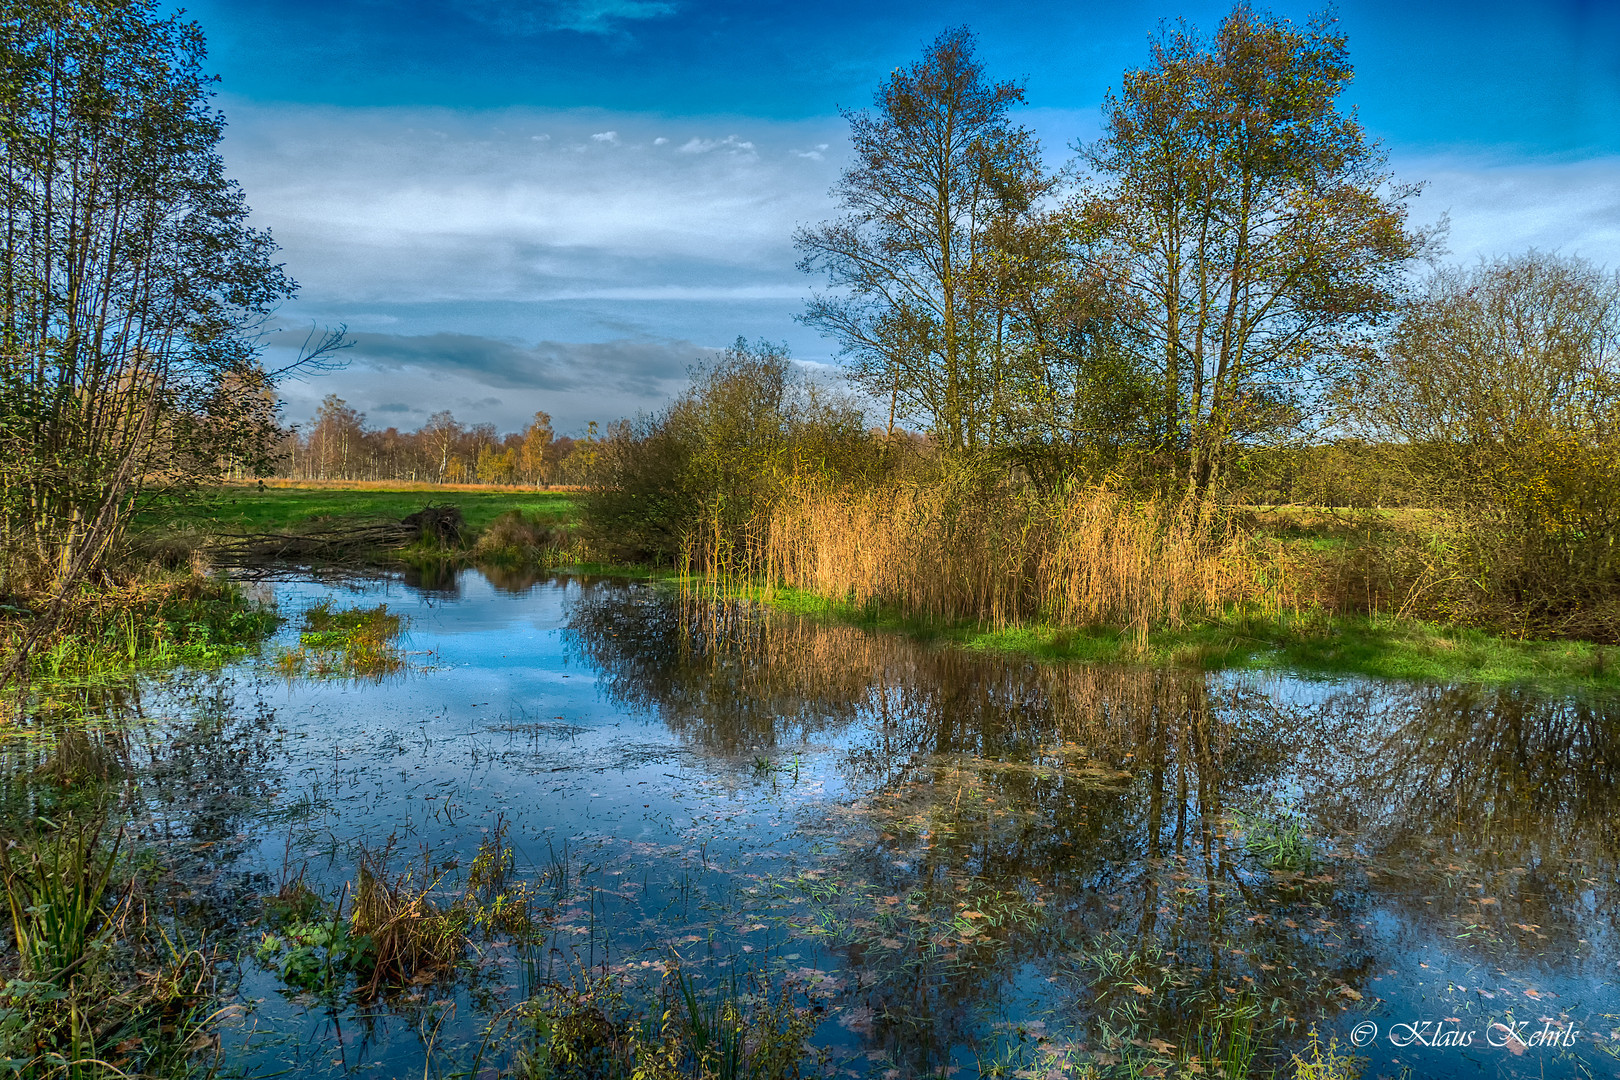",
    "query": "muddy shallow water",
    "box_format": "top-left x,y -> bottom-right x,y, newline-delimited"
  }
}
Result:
7,569 -> 1620,1078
